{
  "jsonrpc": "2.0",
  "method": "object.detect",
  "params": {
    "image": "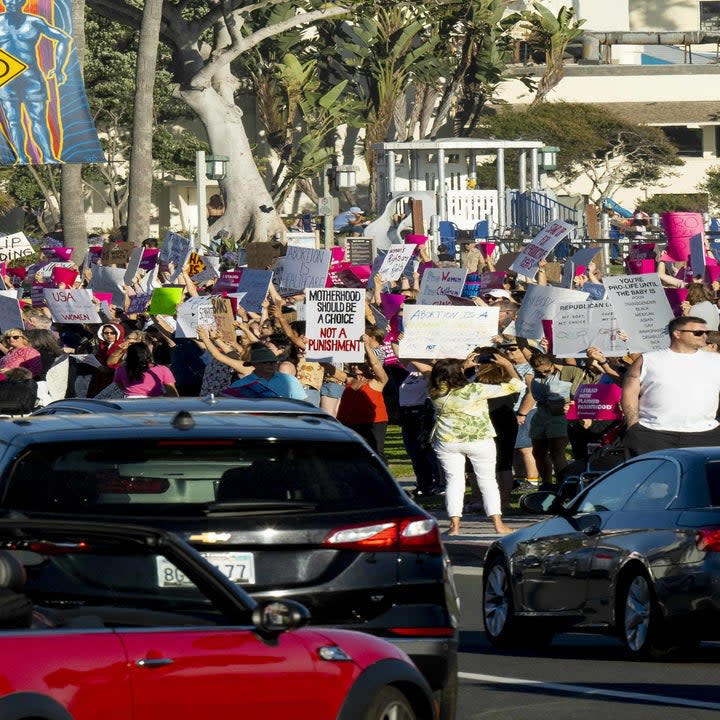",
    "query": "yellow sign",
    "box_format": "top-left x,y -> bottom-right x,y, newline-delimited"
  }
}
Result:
0,49 -> 28,90
186,252 -> 205,276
